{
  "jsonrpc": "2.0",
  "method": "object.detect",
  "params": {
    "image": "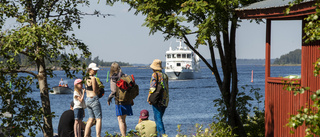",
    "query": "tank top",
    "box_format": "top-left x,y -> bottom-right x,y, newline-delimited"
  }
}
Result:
86,77 -> 93,91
